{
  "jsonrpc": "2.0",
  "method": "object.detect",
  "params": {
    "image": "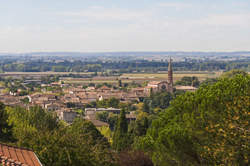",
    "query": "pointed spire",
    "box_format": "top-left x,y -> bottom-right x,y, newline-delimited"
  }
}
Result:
168,57 -> 173,93
168,57 -> 172,72
168,57 -> 173,85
